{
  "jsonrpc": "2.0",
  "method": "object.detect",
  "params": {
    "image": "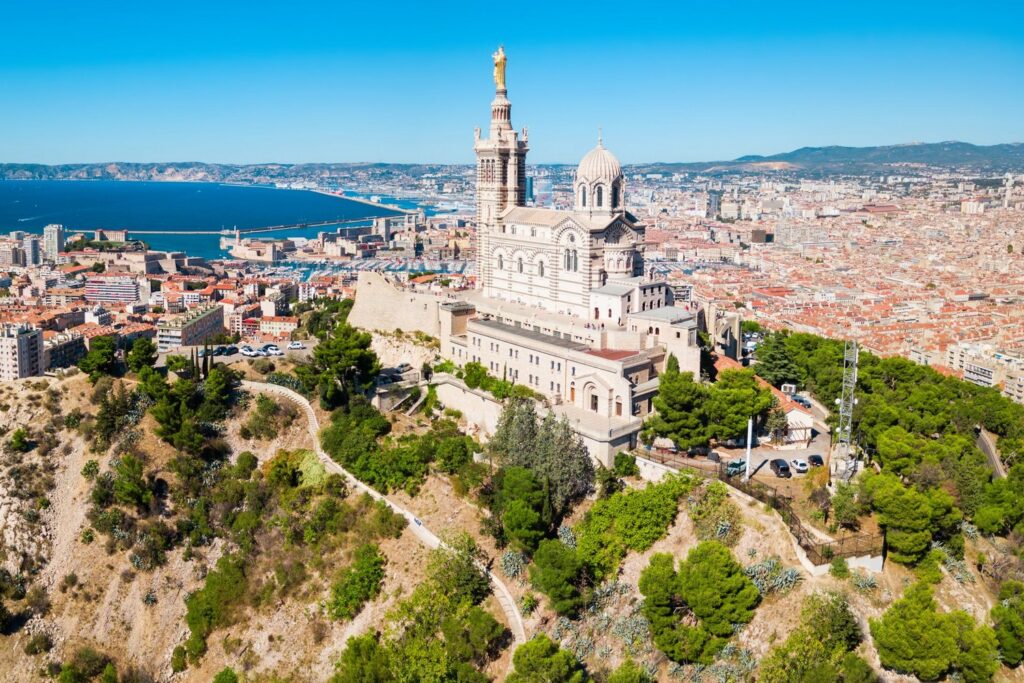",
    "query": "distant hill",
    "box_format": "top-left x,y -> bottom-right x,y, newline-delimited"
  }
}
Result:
639,141 -> 1024,175
2,141 -> 1022,181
